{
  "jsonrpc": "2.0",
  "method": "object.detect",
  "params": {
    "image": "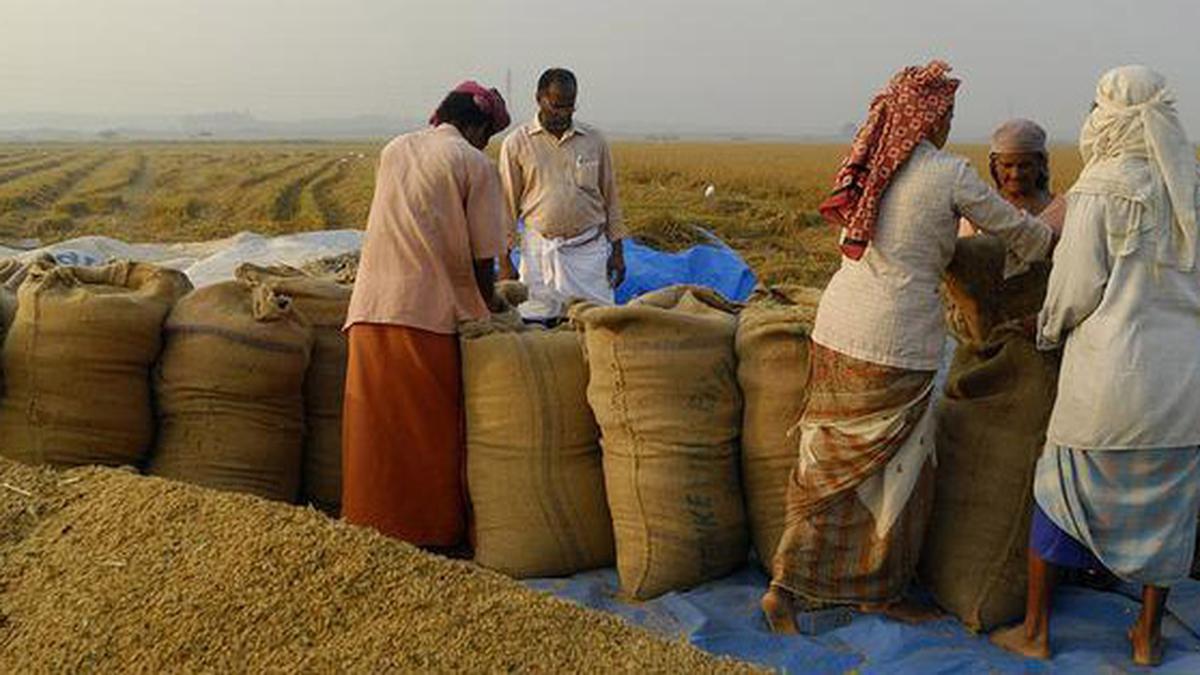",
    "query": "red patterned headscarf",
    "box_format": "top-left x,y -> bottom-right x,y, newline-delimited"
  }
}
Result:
429,80 -> 511,134
819,61 -> 960,260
